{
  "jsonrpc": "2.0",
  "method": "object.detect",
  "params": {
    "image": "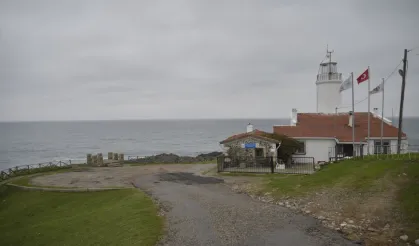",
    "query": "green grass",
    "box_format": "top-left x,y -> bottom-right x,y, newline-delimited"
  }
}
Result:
259,159 -> 419,239
398,163 -> 419,238
357,152 -> 419,161
0,186 -> 163,246
265,159 -> 409,196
